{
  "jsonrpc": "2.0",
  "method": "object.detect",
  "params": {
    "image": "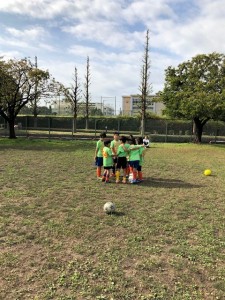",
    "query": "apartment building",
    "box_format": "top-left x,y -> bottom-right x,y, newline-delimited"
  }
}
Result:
122,95 -> 164,116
